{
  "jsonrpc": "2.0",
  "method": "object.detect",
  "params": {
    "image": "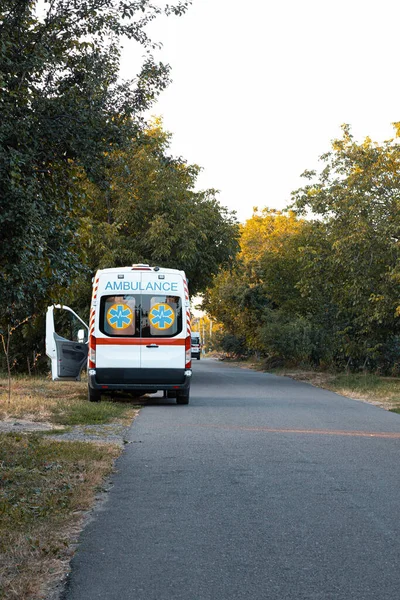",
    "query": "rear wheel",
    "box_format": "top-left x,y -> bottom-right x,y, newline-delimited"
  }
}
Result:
197,355 -> 200,360
176,390 -> 189,405
88,386 -> 101,403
